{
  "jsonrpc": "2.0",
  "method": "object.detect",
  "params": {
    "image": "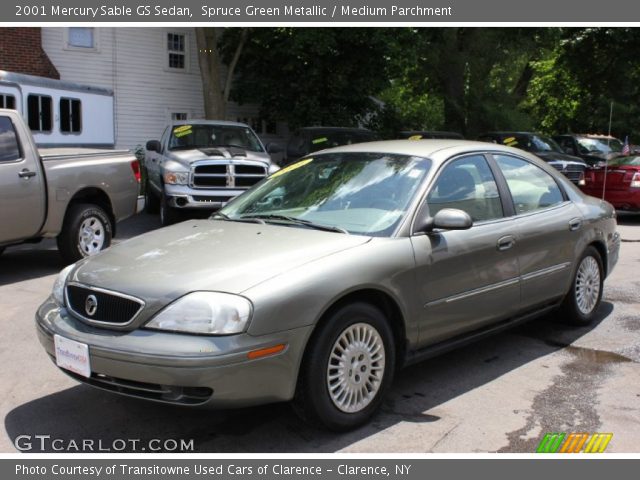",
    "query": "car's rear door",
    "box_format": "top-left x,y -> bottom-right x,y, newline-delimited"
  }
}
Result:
411,153 -> 521,347
491,153 -> 583,309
